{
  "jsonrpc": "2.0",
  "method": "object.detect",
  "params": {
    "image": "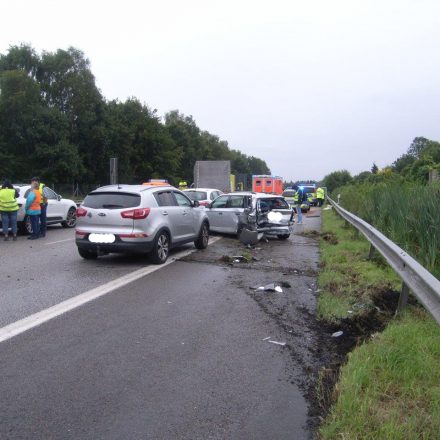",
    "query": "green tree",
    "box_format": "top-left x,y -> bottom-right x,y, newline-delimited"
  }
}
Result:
322,170 -> 352,193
